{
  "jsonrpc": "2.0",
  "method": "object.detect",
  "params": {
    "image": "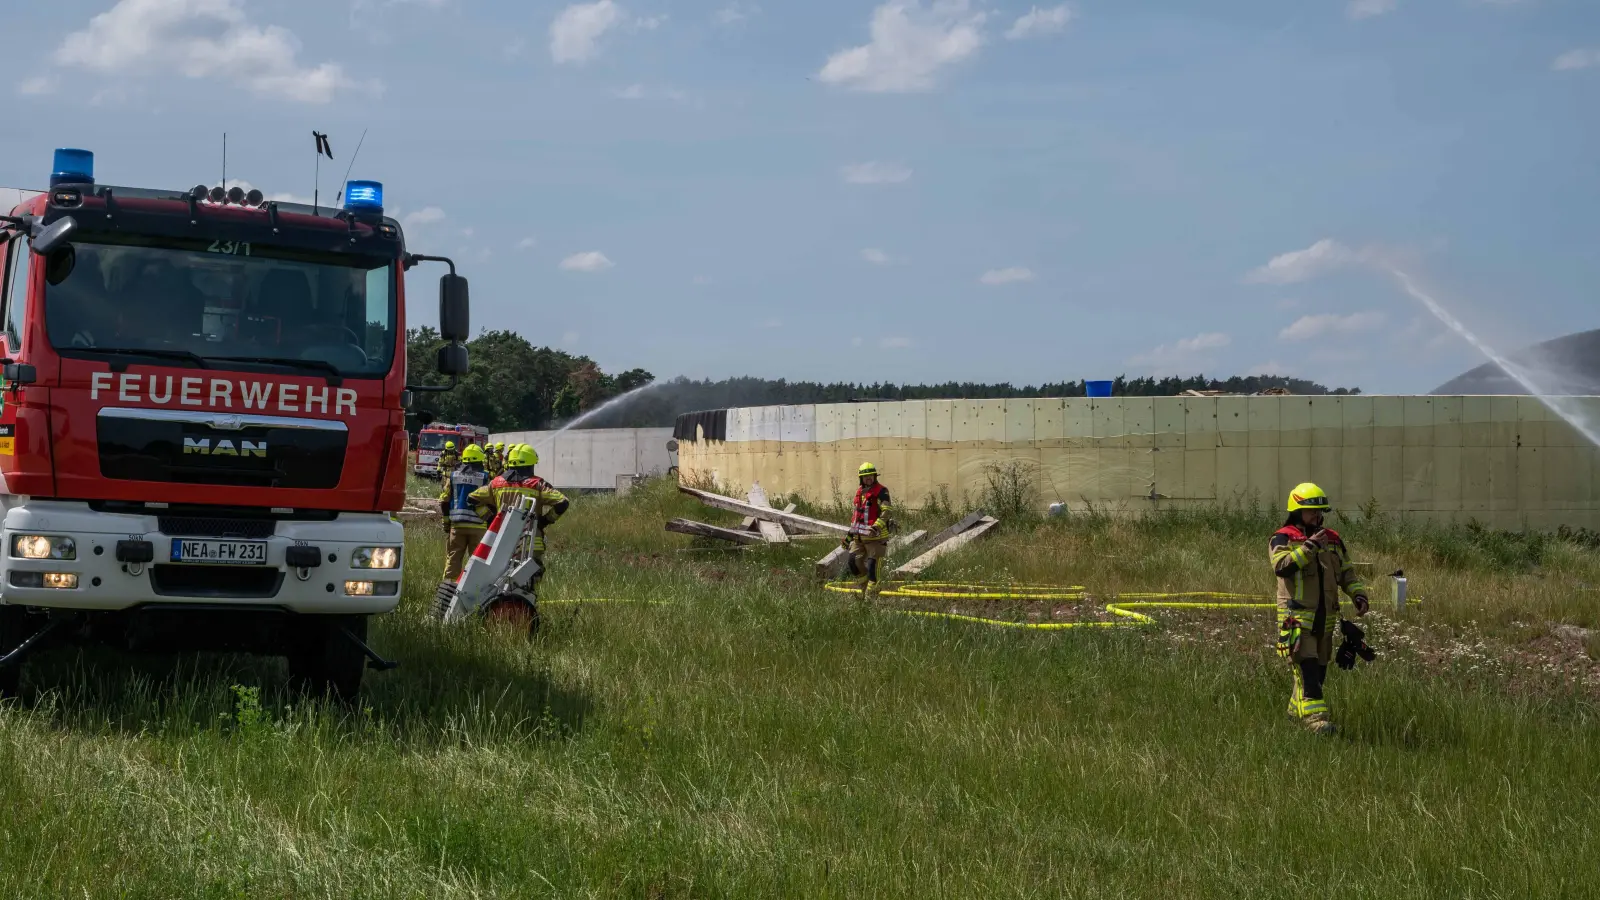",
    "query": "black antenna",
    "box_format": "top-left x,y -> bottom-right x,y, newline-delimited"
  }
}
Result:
222,132 -> 227,190
335,128 -> 368,206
